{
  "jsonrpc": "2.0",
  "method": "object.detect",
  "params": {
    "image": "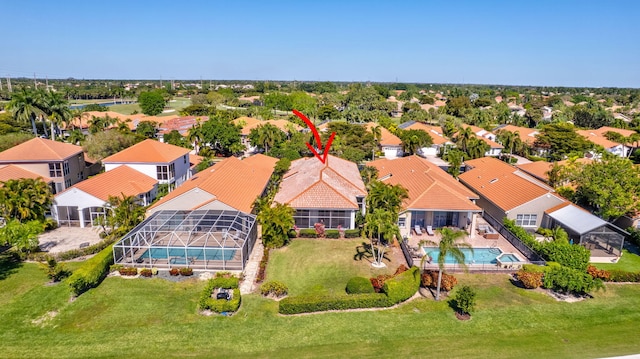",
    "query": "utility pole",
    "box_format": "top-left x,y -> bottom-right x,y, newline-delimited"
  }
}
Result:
0,77 -> 2,91
160,75 -> 163,88
46,76 -> 49,91
34,73 -> 37,89
200,76 -> 203,90
7,75 -> 12,92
